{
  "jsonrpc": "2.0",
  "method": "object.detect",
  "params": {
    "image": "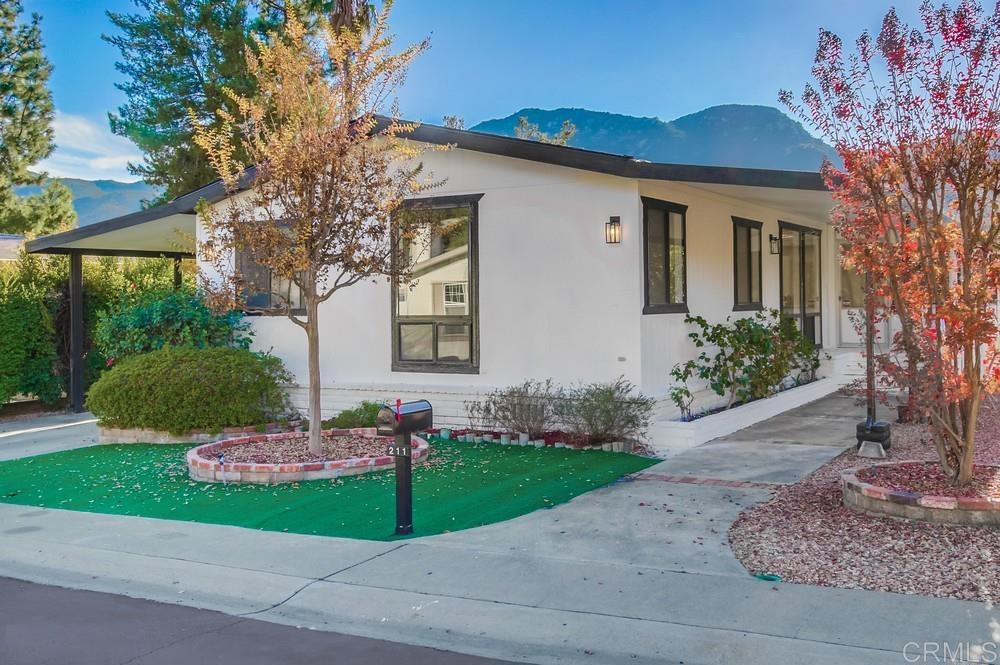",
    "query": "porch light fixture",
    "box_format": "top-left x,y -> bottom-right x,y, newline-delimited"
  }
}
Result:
769,234 -> 781,255
605,216 -> 621,244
